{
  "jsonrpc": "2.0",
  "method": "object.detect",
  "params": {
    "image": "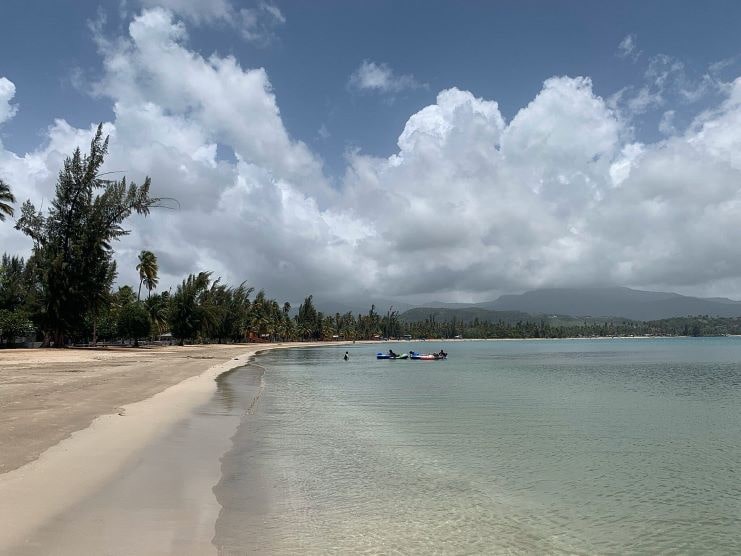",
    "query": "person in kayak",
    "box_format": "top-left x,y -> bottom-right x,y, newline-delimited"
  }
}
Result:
344,351 -> 349,361
388,349 -> 398,358
438,349 -> 447,358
